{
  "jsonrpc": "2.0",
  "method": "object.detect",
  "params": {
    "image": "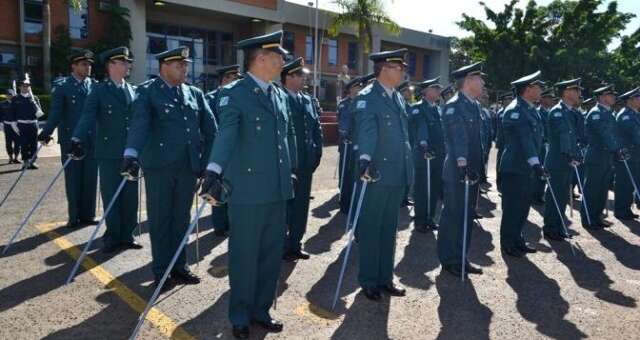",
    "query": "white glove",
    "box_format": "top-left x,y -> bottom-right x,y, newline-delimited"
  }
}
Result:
36,109 -> 44,118
10,122 -> 19,135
